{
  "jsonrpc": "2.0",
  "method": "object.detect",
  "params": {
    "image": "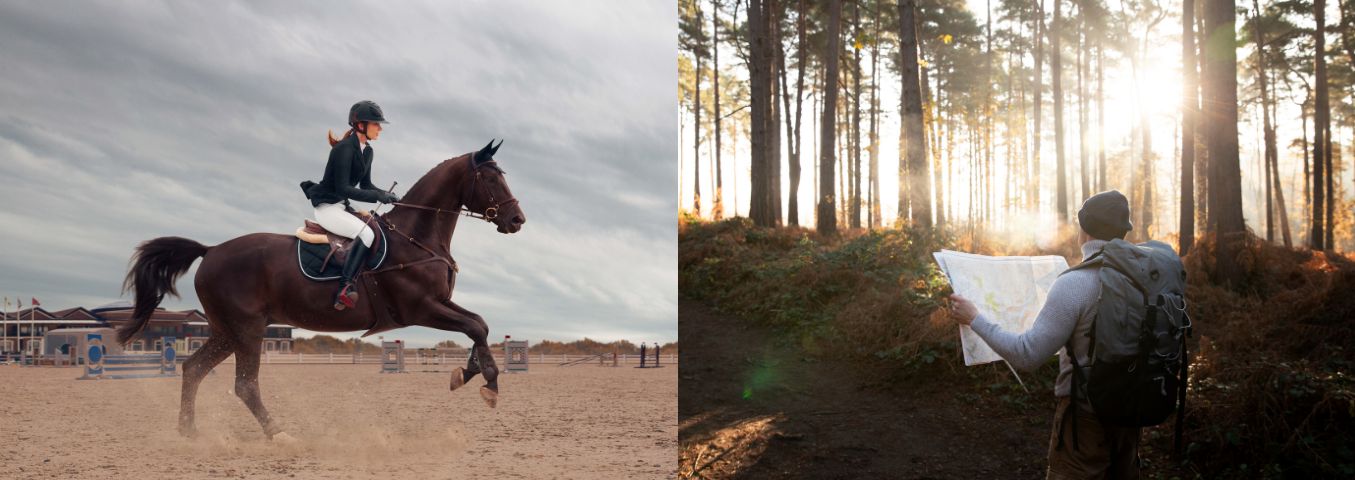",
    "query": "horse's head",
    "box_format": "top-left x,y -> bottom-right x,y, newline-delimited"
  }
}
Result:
464,140 -> 525,234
